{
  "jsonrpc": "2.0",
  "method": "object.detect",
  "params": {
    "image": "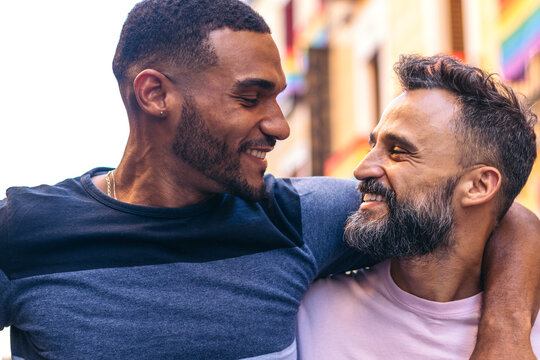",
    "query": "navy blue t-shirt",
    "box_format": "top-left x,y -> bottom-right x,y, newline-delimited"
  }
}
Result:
0,168 -> 373,359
